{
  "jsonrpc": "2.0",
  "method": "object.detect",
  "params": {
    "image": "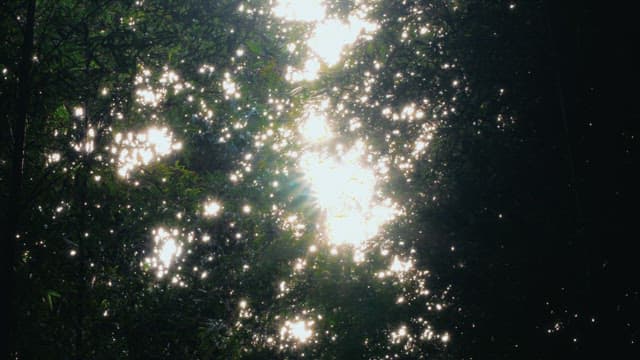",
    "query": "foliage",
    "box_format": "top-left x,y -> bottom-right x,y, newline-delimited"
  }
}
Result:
4,0 -> 633,359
